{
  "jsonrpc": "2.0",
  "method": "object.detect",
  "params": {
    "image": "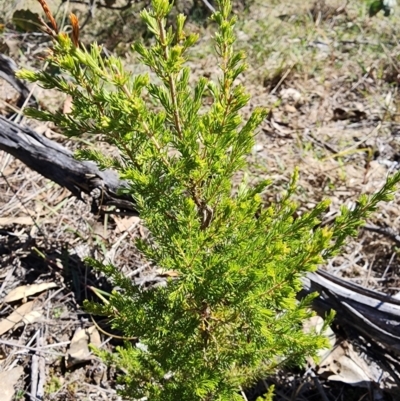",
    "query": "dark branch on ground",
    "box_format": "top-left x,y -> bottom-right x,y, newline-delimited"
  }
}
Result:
0,116 -> 137,215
